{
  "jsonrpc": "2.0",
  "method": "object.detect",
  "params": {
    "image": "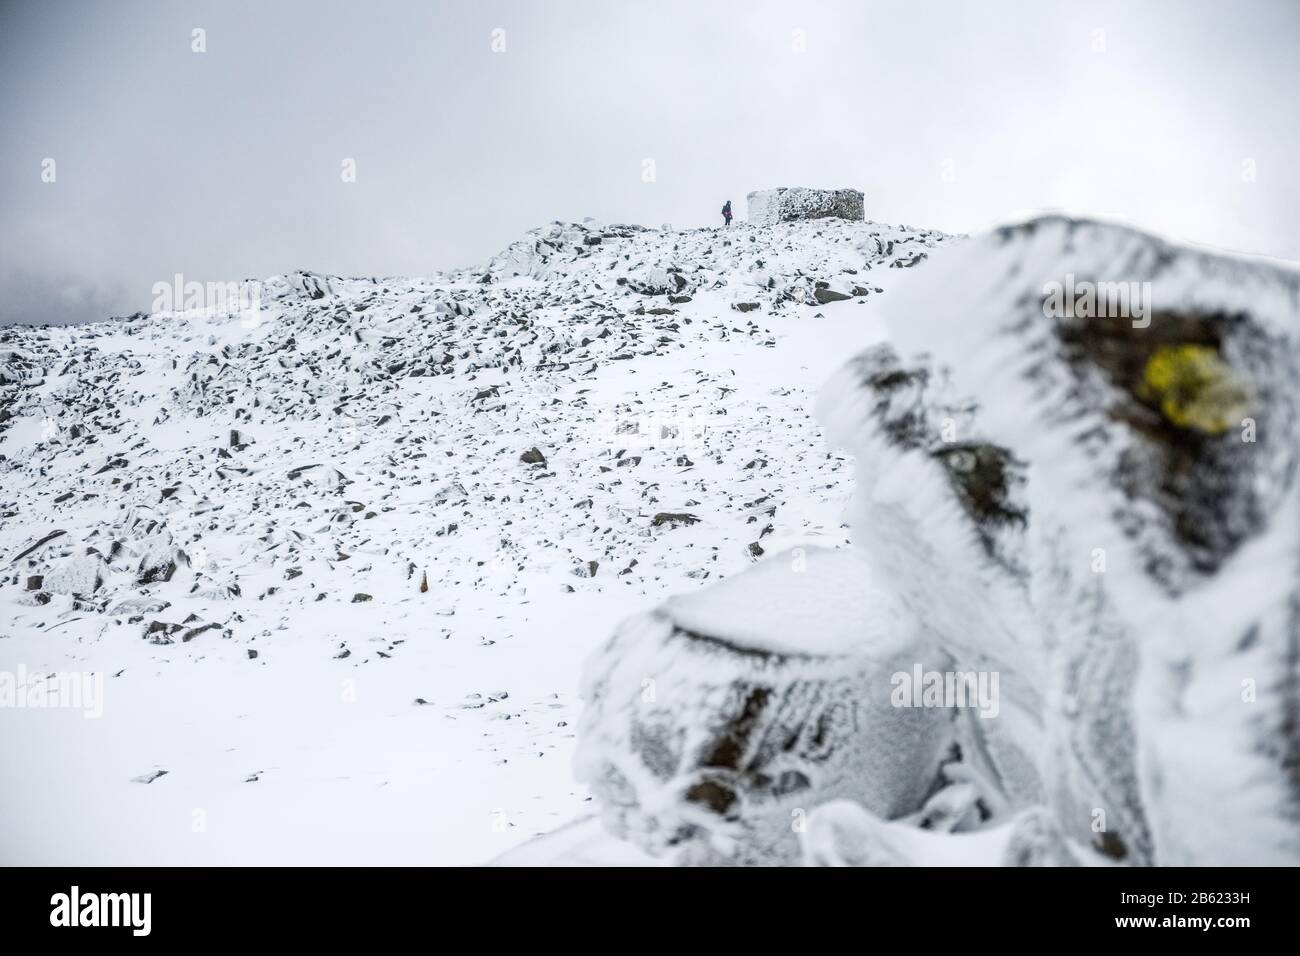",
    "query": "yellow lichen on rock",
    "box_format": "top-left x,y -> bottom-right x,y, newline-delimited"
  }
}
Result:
1140,344 -> 1252,435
